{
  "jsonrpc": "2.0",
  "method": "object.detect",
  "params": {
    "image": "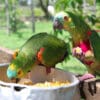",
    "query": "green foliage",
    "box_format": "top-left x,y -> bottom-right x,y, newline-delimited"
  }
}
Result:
55,0 -> 83,13
19,0 -> 28,6
16,7 -> 44,18
0,7 -> 6,26
9,10 -> 17,32
0,7 -> 5,17
97,0 -> 100,3
34,8 -> 45,17
0,0 -> 5,3
16,7 -> 31,17
8,0 -> 19,33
